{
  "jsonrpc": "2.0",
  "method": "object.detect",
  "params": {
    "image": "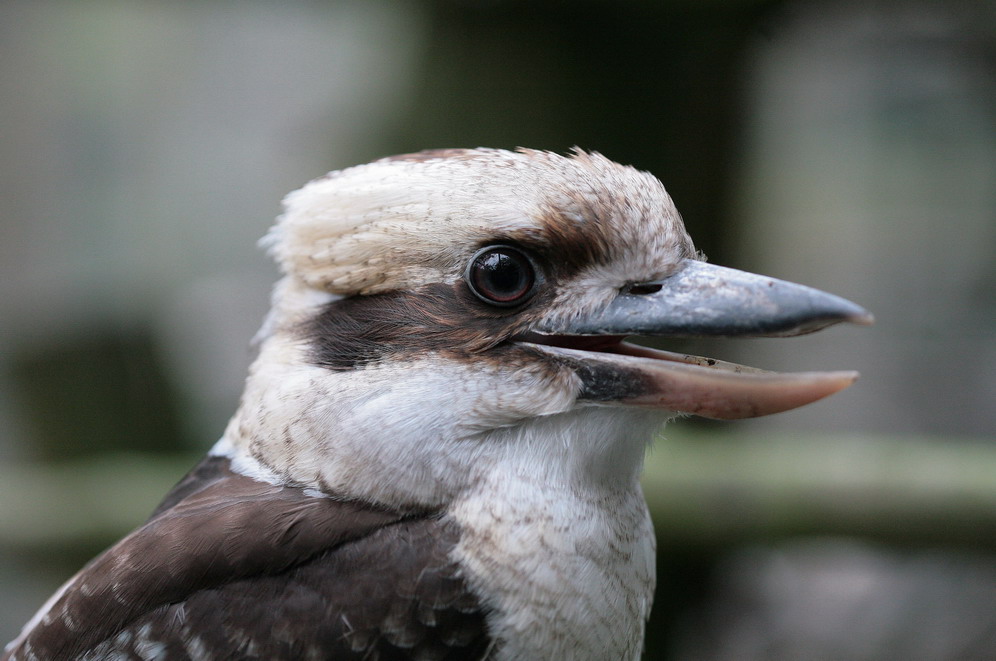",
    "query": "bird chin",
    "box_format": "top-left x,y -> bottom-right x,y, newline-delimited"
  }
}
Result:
516,338 -> 859,421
